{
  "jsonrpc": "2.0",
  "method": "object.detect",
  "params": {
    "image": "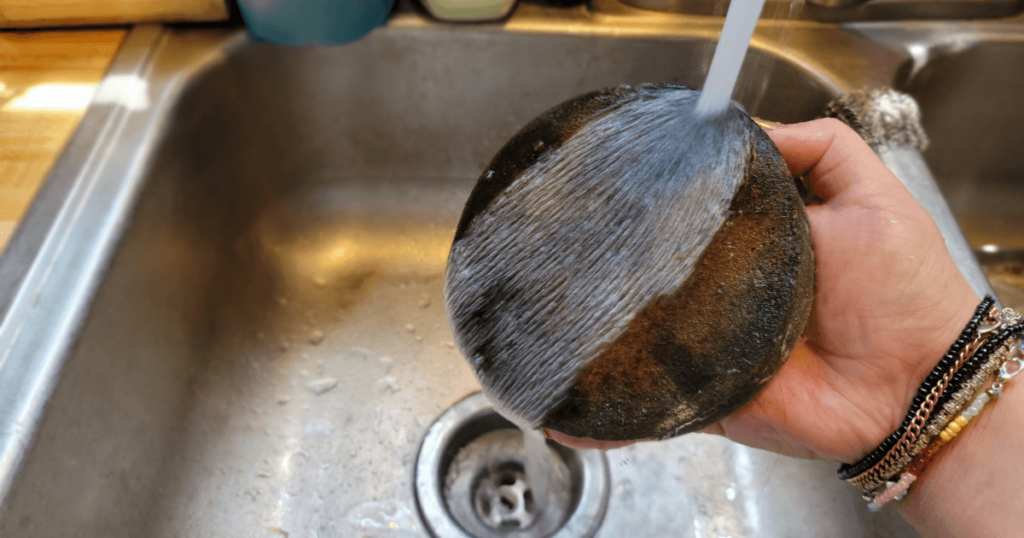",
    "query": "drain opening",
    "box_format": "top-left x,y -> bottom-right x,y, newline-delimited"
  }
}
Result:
415,392 -> 609,538
473,462 -> 534,529
446,428 -> 574,536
